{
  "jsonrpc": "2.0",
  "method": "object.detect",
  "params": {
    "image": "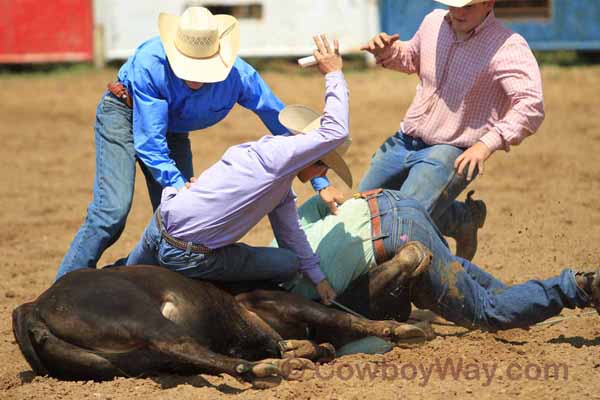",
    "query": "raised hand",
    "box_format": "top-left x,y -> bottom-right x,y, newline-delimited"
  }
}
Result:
313,34 -> 342,75
360,32 -> 400,64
